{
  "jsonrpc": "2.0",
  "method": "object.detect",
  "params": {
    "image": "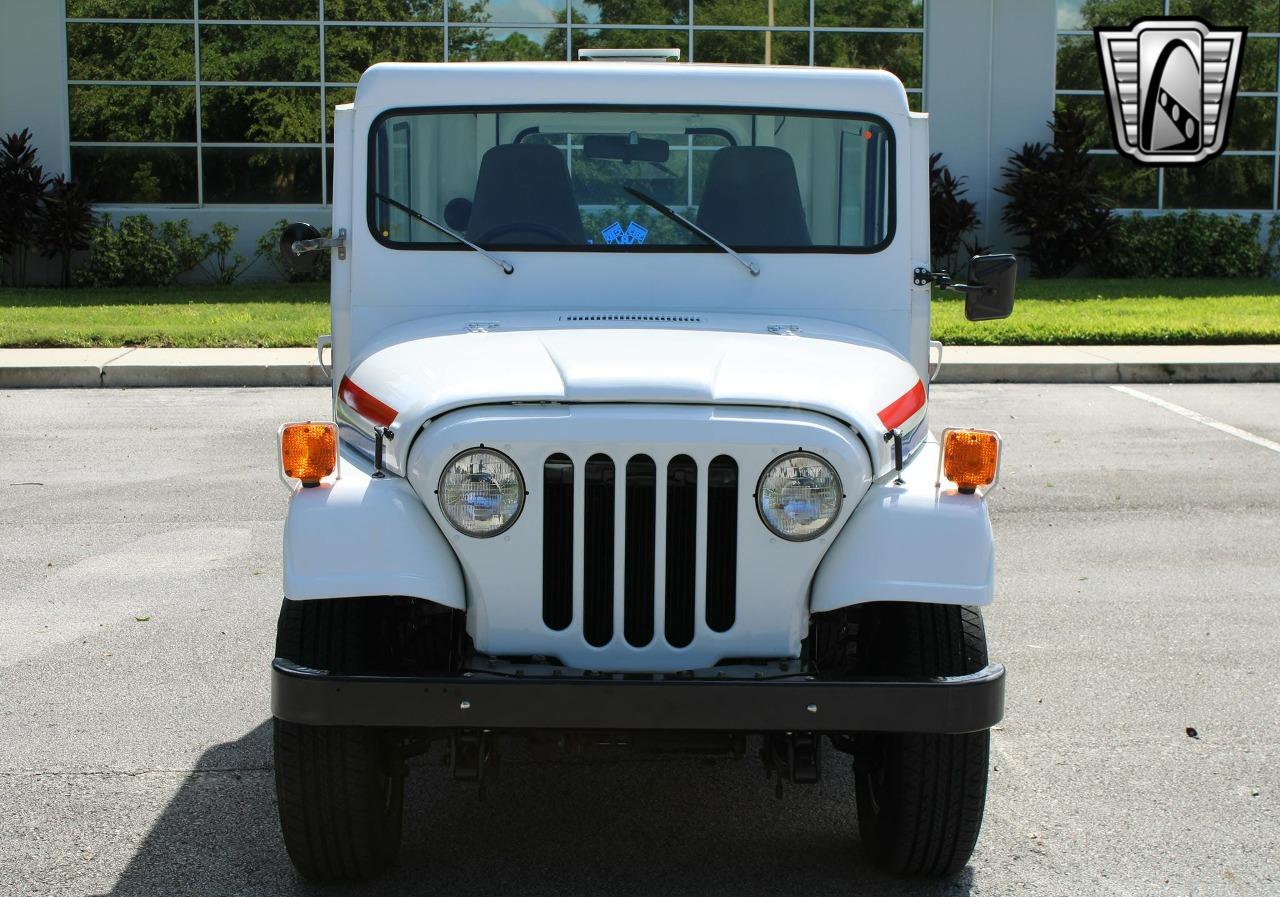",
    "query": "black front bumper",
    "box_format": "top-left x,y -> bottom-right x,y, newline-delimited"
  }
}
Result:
271,658 -> 1005,734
